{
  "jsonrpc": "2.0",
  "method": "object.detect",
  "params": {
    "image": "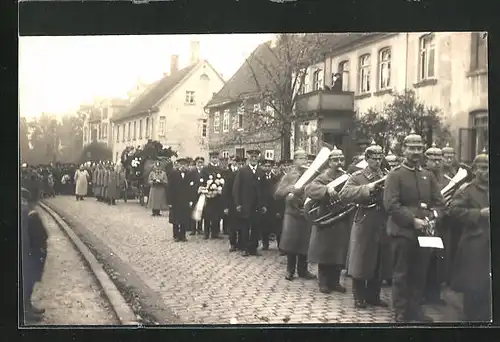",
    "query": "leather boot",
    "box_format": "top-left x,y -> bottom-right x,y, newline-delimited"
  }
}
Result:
318,264 -> 331,293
